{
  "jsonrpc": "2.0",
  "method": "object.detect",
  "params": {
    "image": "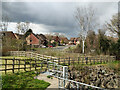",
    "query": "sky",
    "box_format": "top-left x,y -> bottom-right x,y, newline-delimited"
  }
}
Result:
1,0 -> 119,38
